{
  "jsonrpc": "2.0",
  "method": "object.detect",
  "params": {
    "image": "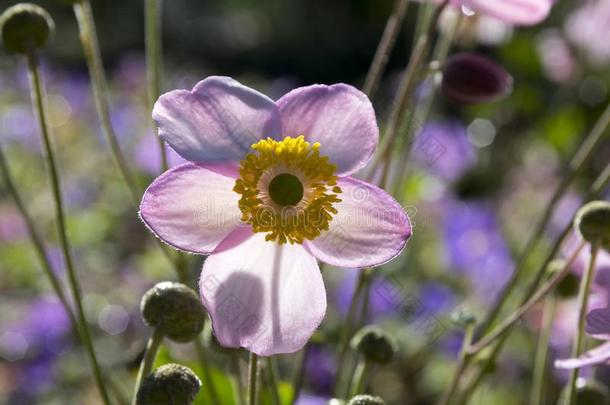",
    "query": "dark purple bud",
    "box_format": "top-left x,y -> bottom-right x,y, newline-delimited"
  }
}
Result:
442,53 -> 513,104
